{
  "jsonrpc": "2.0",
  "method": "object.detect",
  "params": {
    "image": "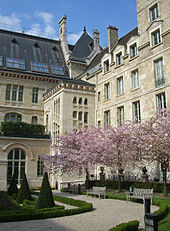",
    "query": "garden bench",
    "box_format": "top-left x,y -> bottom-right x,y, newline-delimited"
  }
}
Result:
67,184 -> 80,194
87,186 -> 106,199
126,188 -> 153,204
